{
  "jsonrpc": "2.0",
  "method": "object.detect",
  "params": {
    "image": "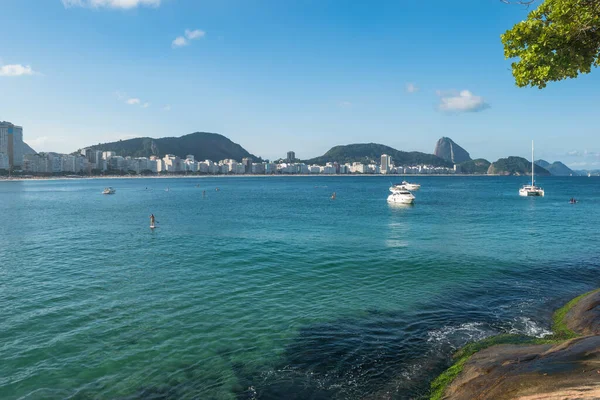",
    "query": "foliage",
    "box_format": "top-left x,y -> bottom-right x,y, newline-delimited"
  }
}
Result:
87,132 -> 262,162
502,0 -> 600,88
458,158 -> 491,174
304,143 -> 452,167
487,156 -> 551,175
